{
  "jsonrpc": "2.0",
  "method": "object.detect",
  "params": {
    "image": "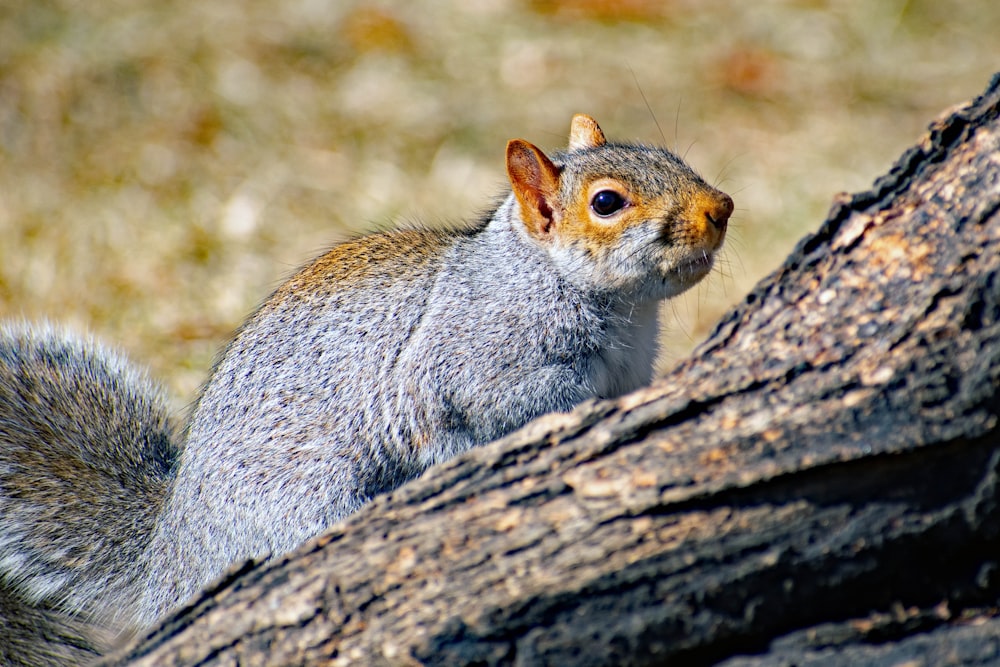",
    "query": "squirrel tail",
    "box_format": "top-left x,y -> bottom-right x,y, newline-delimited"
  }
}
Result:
0,323 -> 177,665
